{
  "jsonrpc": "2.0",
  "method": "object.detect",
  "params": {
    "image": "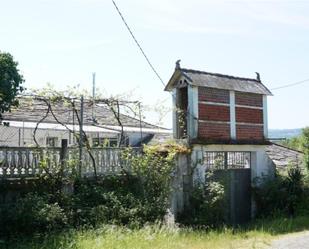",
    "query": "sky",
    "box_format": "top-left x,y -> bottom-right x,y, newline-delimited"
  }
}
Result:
1,0 -> 309,129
